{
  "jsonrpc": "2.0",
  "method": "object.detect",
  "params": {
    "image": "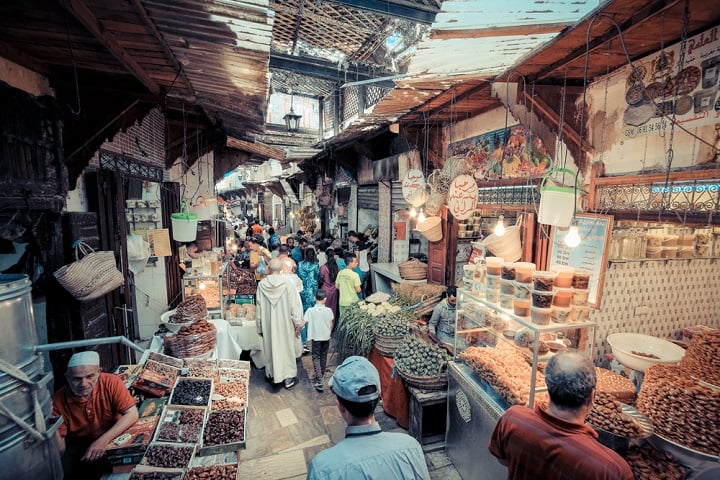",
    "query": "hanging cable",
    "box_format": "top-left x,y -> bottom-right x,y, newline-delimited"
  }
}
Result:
63,9 -> 81,115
